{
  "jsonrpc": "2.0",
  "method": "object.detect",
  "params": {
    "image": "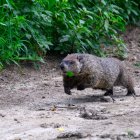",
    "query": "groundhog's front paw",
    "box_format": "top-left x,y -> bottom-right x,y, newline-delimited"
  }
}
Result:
77,85 -> 85,90
64,88 -> 71,95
